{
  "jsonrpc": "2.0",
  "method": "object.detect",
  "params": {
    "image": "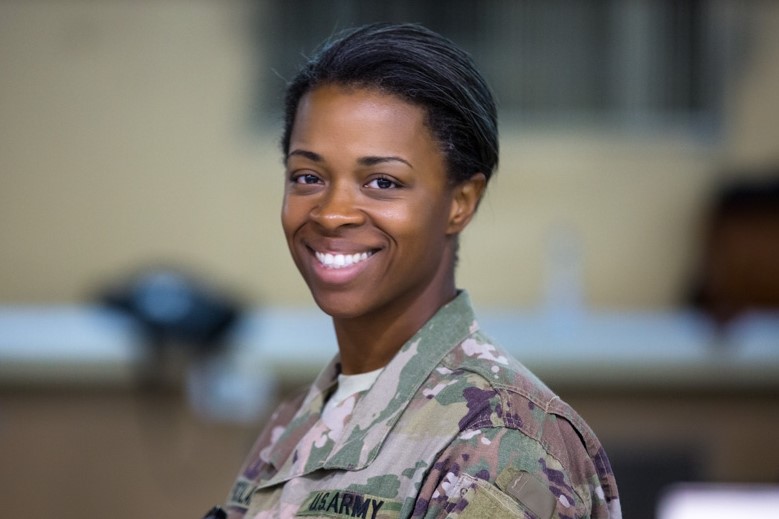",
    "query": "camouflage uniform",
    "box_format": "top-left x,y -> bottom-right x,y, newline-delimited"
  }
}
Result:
226,292 -> 620,518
